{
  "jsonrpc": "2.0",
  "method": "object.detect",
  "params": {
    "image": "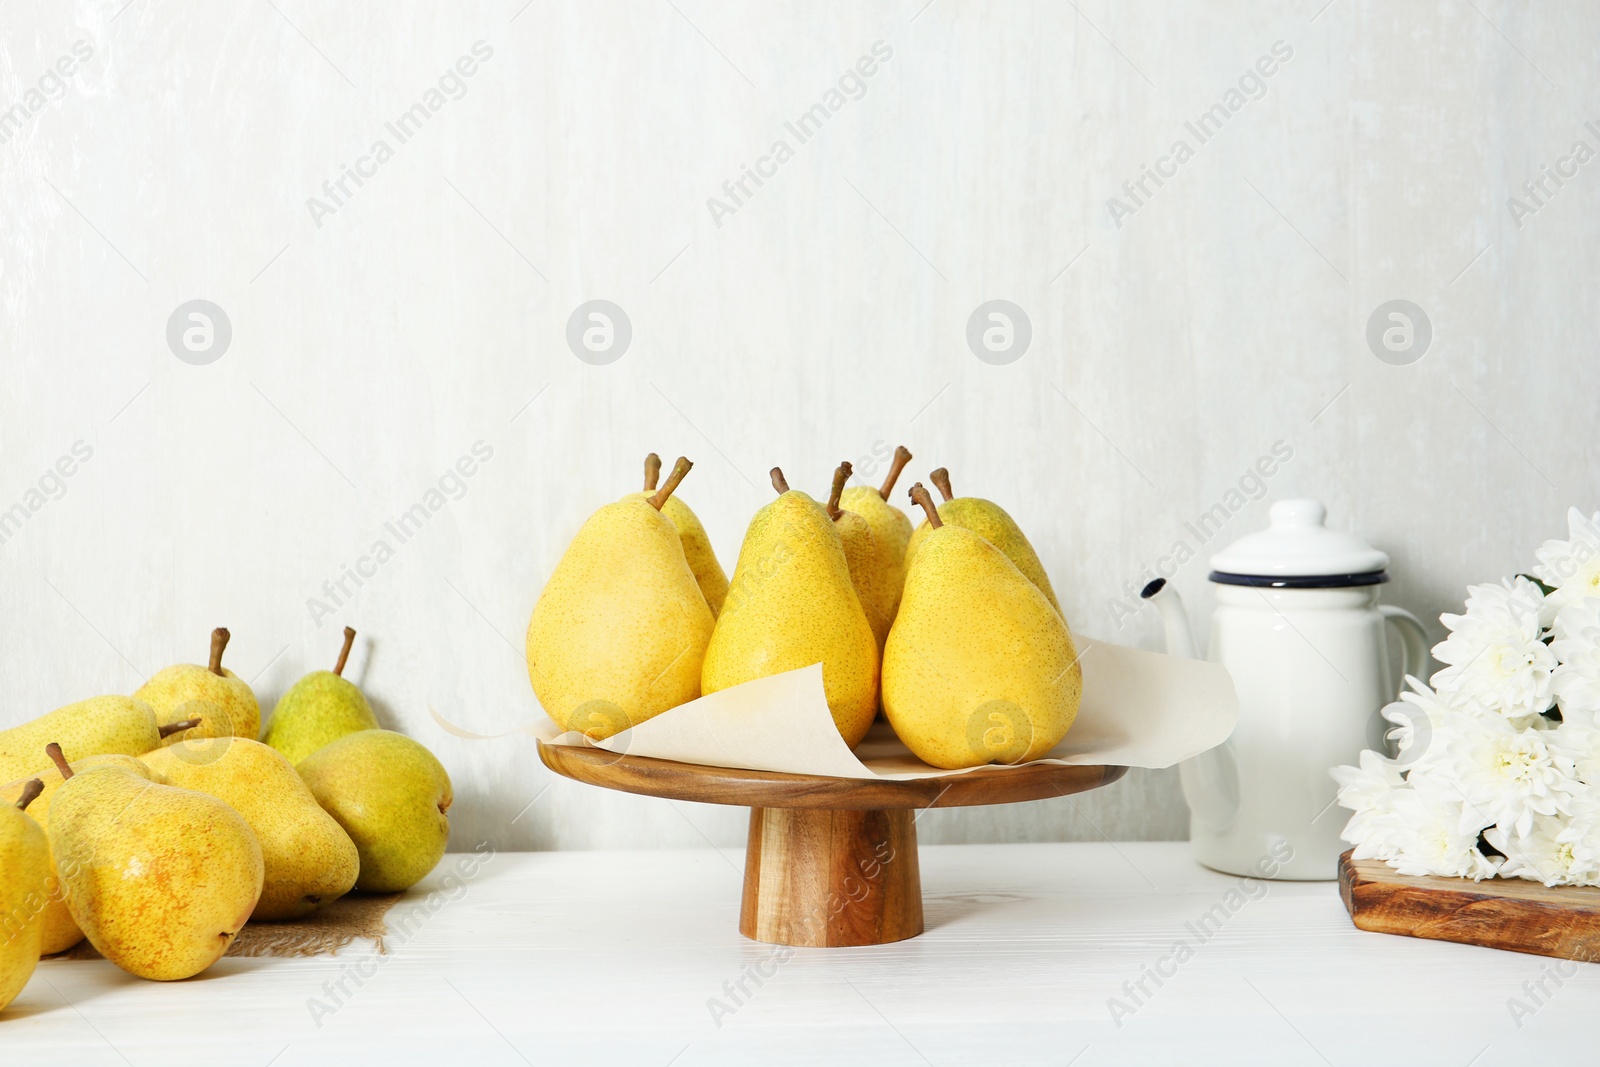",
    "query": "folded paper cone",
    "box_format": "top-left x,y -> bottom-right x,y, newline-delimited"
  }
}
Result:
530,637 -> 1238,779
